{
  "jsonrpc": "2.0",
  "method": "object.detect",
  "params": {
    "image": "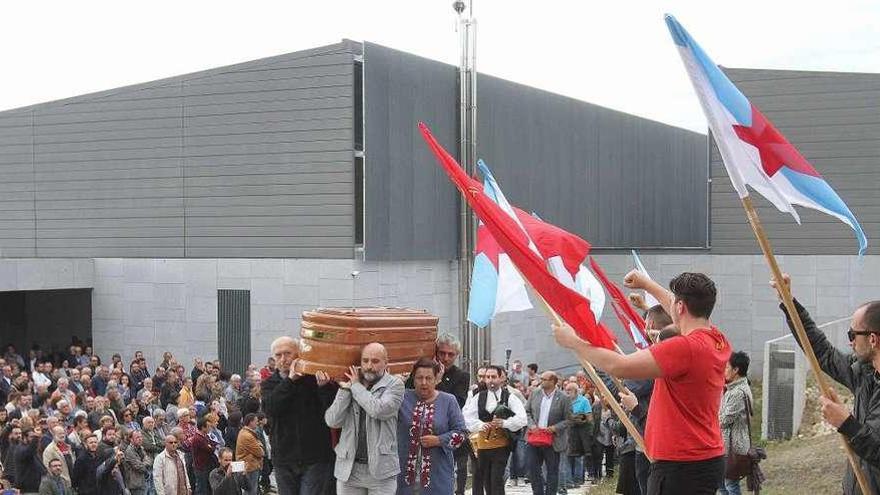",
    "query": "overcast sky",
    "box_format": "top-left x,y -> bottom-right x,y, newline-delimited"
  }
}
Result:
0,1 -> 877,133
